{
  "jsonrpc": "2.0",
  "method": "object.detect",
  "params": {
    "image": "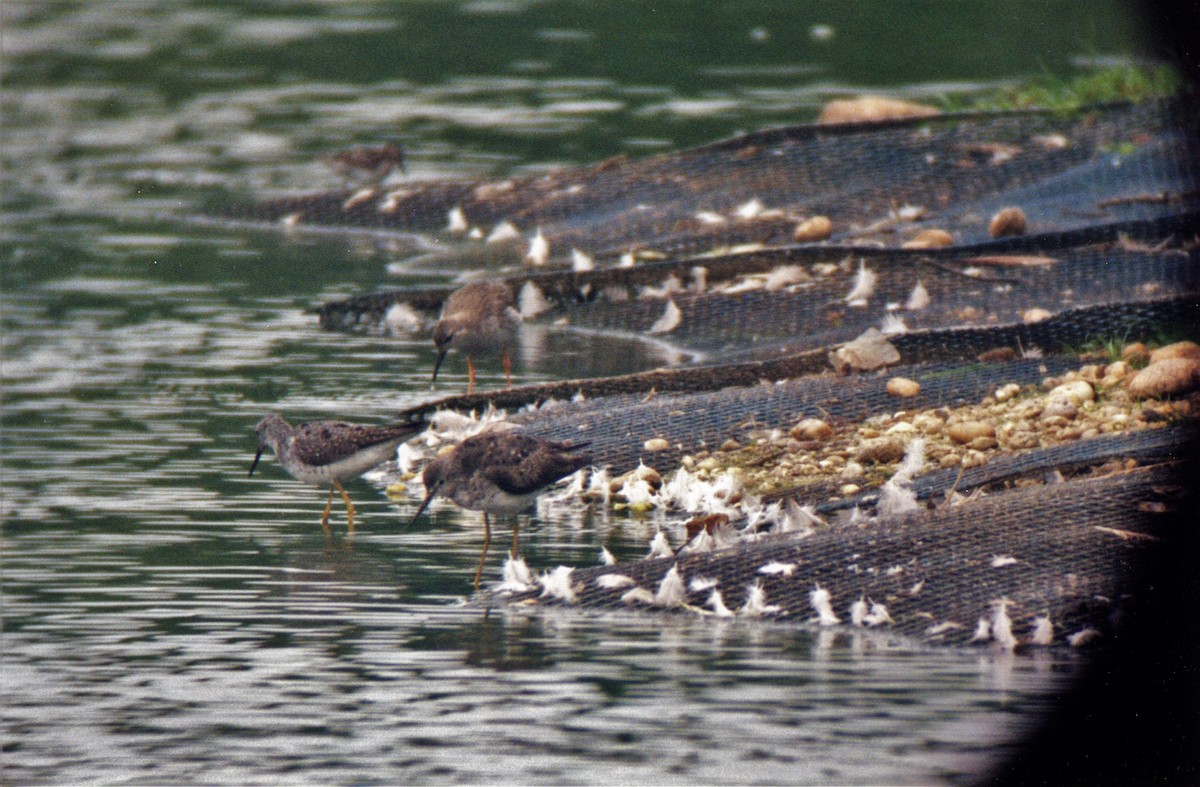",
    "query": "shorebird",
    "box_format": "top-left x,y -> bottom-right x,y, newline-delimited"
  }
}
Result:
431,281 -> 521,395
250,413 -> 423,537
410,429 -> 592,589
327,143 -> 406,188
